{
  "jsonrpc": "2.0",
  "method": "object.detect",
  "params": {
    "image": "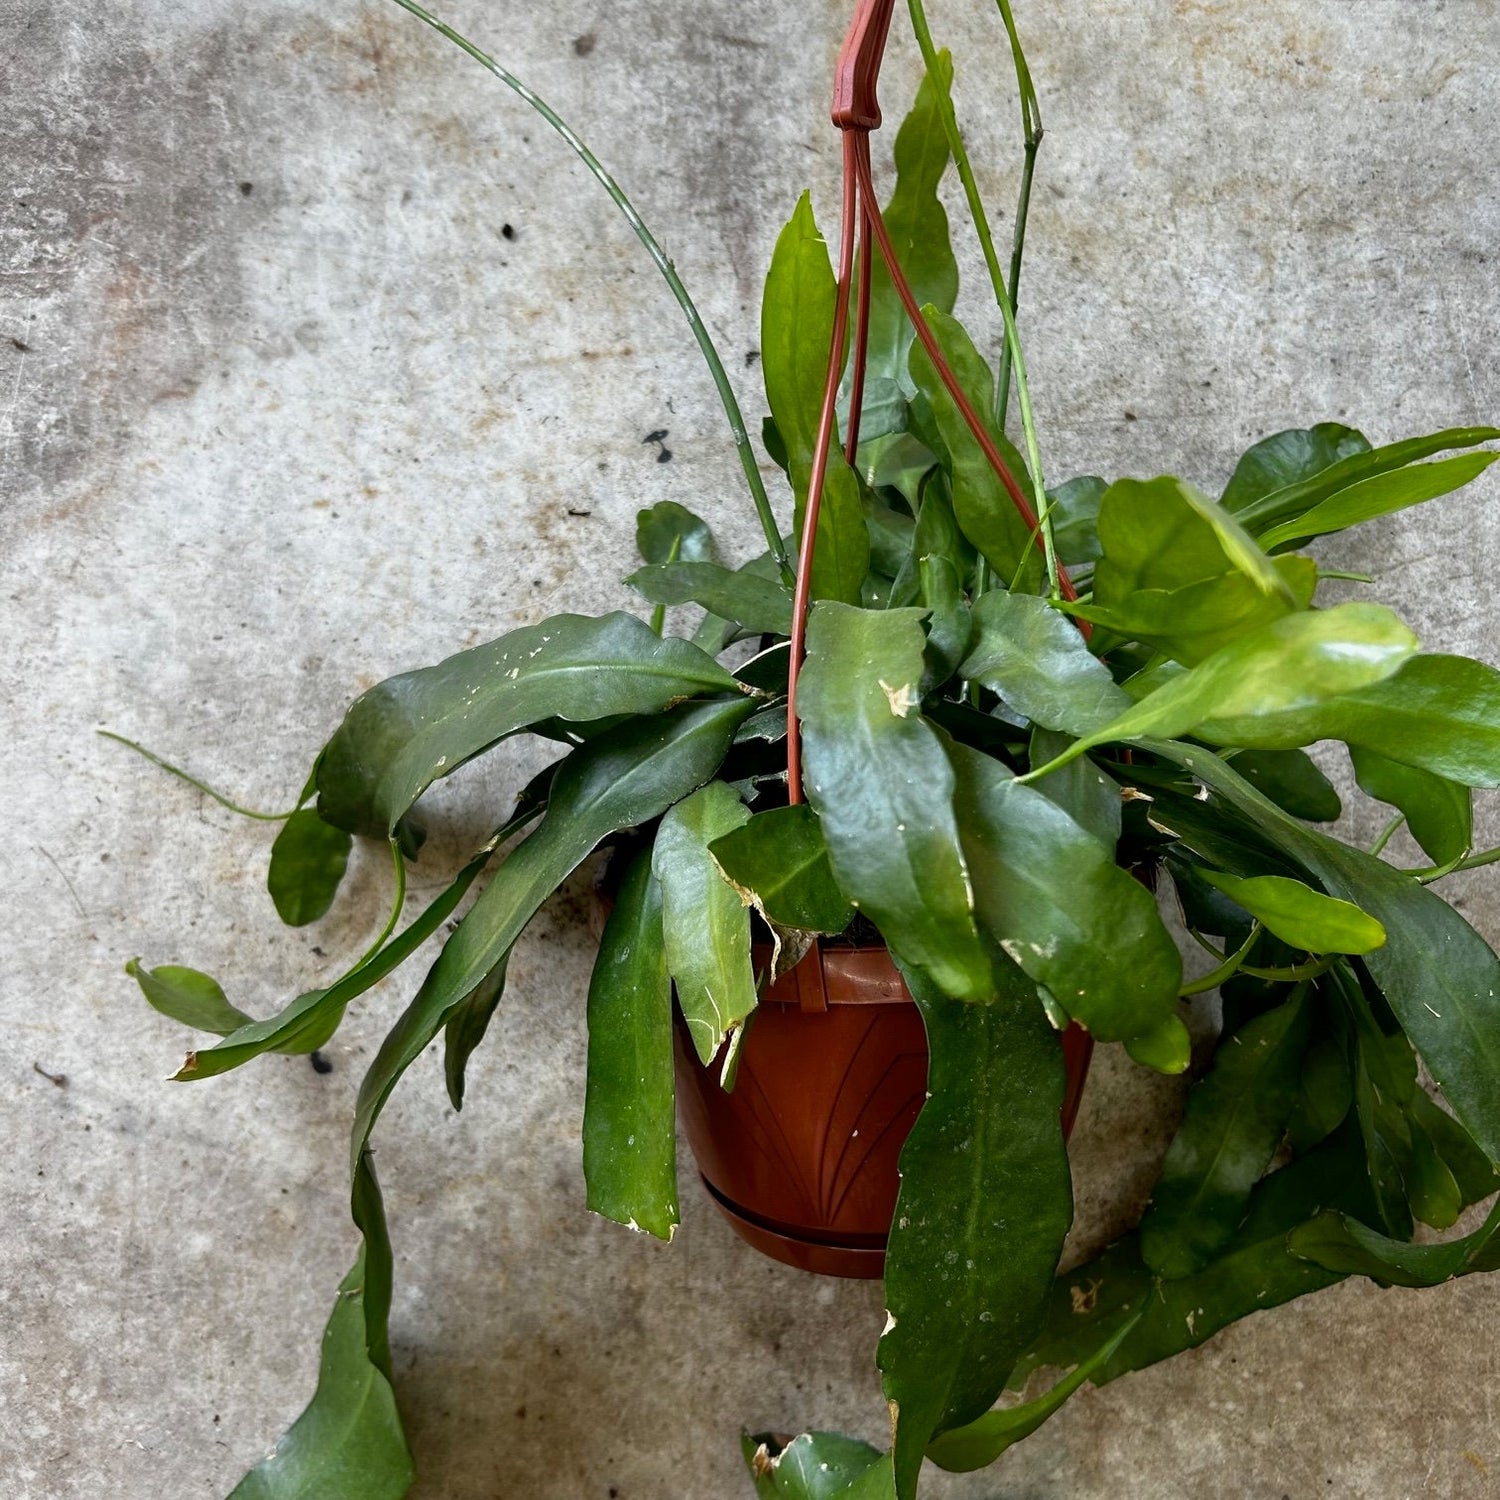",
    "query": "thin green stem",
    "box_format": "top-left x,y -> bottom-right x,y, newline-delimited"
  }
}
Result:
1369,813 -> 1405,857
1409,843 -> 1500,883
1241,957 -> 1334,983
355,841 -> 409,970
1180,923 -> 1261,997
906,0 -> 1057,599
387,0 -> 791,584
99,731 -> 299,821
